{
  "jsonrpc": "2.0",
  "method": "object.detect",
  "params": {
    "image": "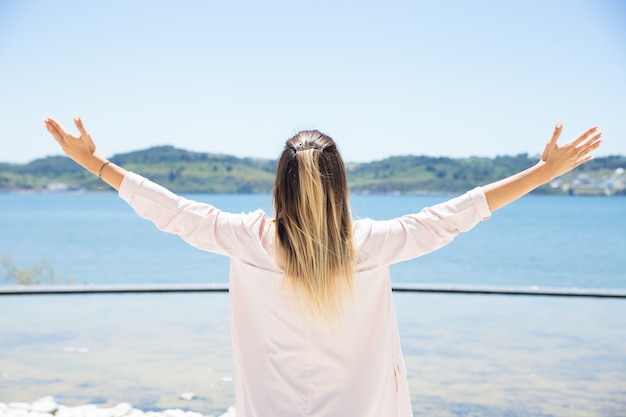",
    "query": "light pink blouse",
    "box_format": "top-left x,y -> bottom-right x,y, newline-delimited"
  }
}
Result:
119,172 -> 492,417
